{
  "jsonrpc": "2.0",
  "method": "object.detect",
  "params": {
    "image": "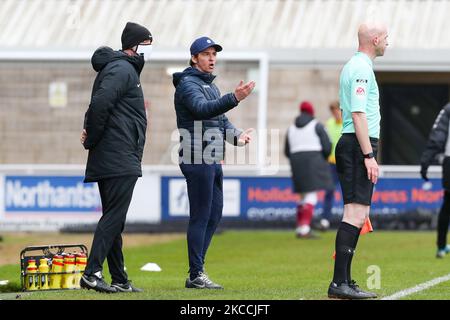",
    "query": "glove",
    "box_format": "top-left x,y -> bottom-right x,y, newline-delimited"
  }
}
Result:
420,164 -> 429,181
